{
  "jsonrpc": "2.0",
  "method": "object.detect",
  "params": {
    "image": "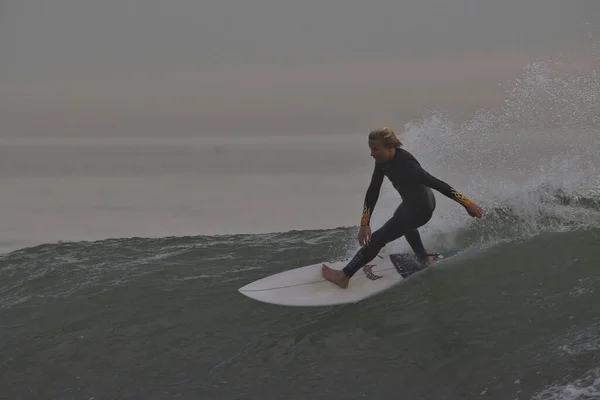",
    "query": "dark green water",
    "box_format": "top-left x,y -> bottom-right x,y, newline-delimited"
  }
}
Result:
1,195 -> 599,400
